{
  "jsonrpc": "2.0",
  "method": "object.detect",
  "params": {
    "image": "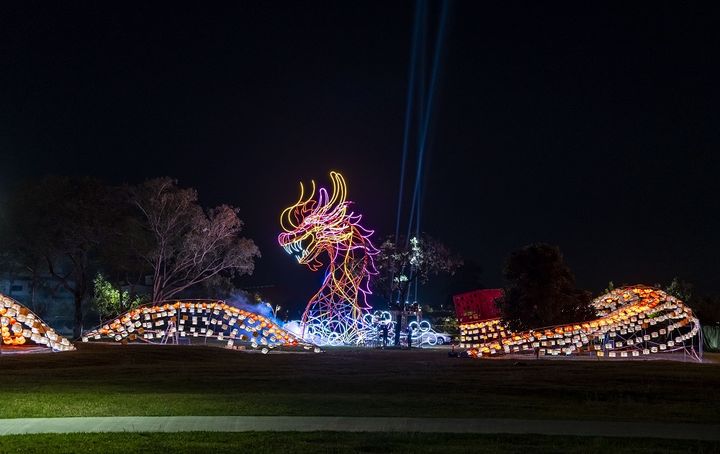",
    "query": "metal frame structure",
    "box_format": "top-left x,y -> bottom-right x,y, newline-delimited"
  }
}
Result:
278,171 -> 379,346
